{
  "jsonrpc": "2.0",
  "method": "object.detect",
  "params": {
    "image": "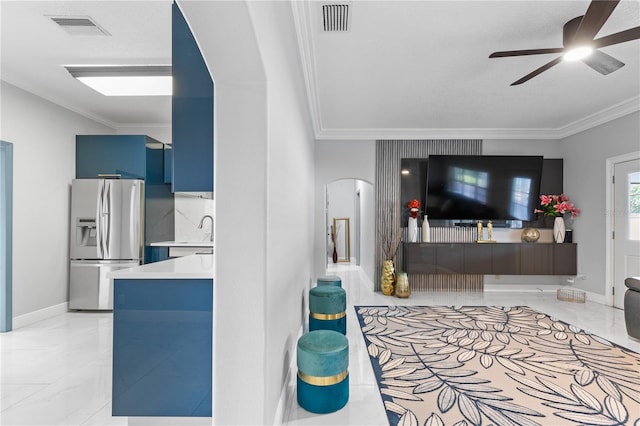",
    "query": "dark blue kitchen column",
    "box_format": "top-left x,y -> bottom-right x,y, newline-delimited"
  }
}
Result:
172,2 -> 214,192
